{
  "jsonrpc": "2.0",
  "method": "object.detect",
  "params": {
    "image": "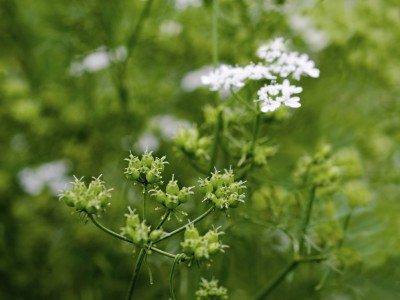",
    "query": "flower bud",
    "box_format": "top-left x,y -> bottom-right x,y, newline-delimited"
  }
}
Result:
149,229 -> 164,242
